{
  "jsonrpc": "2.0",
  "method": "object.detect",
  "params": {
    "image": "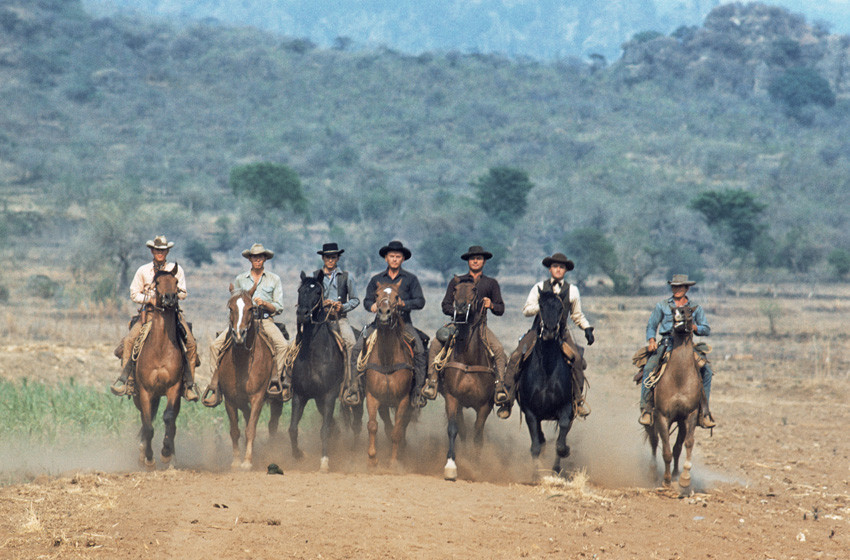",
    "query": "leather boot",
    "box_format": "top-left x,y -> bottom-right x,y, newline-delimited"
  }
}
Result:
278,372 -> 292,402
421,361 -> 439,400
639,408 -> 653,426
412,350 -> 428,408
183,360 -> 199,402
698,389 -> 716,429
342,350 -> 362,406
111,359 -> 135,396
